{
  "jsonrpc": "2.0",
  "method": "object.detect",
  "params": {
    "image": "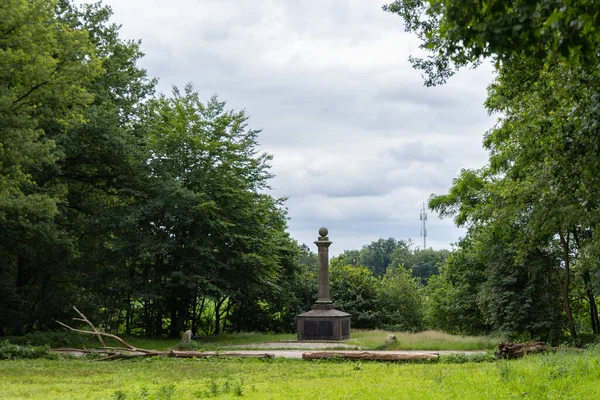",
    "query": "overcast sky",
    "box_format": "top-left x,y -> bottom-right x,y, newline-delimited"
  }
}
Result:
78,0 -> 496,255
